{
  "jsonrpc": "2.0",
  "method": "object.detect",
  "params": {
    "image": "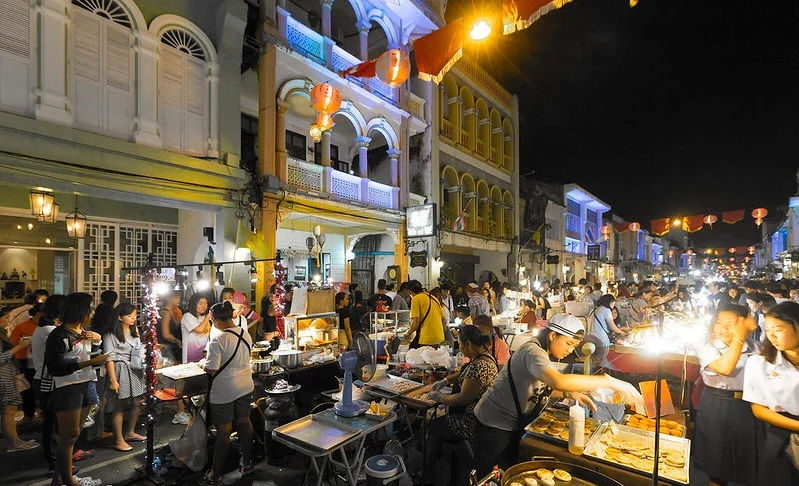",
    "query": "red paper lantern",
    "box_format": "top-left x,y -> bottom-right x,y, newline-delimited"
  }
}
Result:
628,222 -> 640,232
703,214 -> 718,226
375,49 -> 410,87
316,113 -> 333,131
729,247 -> 736,254
601,224 -> 613,236
751,207 -> 768,227
747,246 -> 756,254
310,83 -> 342,114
